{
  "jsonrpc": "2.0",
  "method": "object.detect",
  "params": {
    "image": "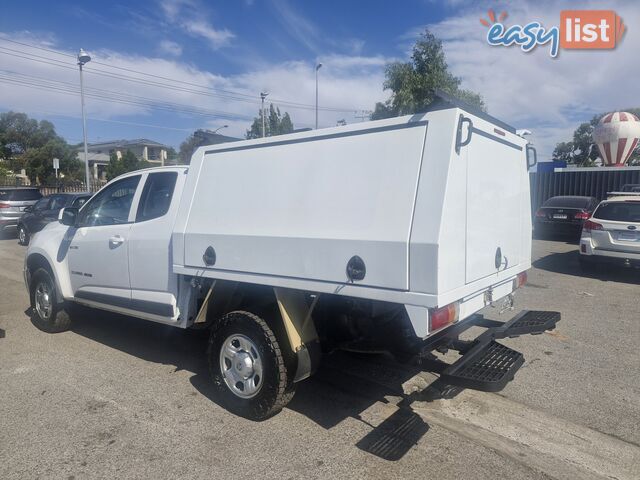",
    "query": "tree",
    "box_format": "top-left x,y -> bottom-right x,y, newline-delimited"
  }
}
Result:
552,108 -> 640,167
178,131 -> 206,164
105,150 -> 149,181
166,146 -> 178,162
0,111 -> 82,183
371,30 -> 485,120
246,104 -> 294,139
